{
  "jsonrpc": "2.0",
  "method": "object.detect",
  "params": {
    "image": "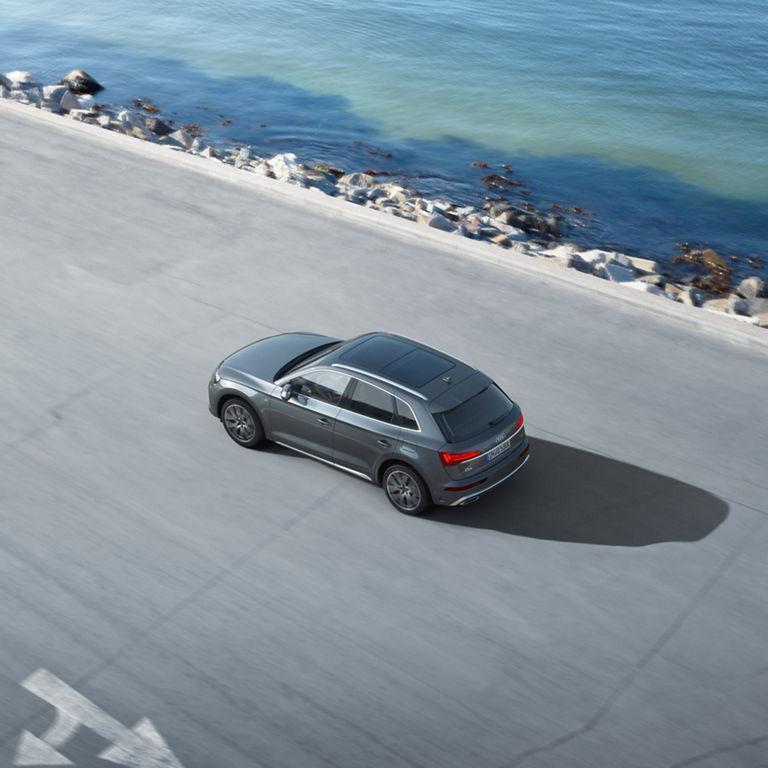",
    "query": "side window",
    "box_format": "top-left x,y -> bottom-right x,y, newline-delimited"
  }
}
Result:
291,370 -> 349,404
394,397 -> 419,430
346,380 -> 396,423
